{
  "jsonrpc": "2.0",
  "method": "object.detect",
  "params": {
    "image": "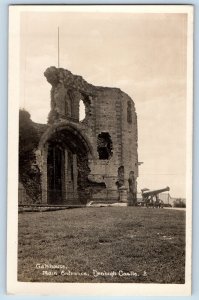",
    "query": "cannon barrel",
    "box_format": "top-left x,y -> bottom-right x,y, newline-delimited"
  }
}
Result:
142,186 -> 170,197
